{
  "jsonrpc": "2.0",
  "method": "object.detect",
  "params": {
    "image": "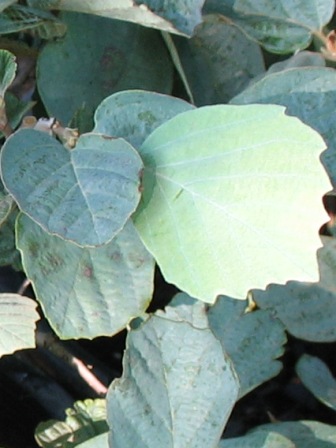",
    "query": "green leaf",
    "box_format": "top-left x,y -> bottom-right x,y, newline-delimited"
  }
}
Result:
0,49 -> 16,96
0,1 -> 17,13
252,282 -> 336,342
107,315 -> 239,448
0,293 -> 39,357
35,398 -> 108,448
27,0 -> 204,36
156,292 -> 209,329
0,206 -> 22,270
93,90 -> 194,149
219,431 -> 295,448
4,91 -> 36,133
134,104 -> 329,302
16,213 -> 154,339
37,12 -> 173,125
0,190 -> 13,227
296,355 -> 336,411
204,0 -> 334,53
0,4 -> 62,35
248,421 -> 336,447
76,434 -> 108,448
1,129 -> 143,247
173,14 -> 265,106
208,295 -> 286,398
231,67 -> 336,187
